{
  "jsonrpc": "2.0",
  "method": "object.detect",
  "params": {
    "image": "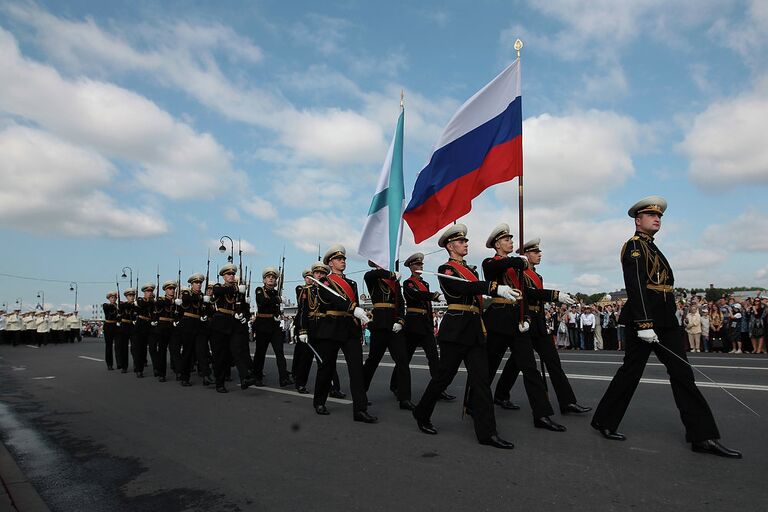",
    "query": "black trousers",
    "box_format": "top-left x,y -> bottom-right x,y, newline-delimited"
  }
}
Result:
252,327 -> 289,382
174,328 -> 207,381
603,327 -> 618,350
414,341 -> 497,441
35,332 -> 48,347
495,333 -> 577,408
567,325 -> 579,349
150,323 -> 173,377
116,326 -> 132,370
103,324 -> 117,368
132,326 -> 150,373
583,328 -> 595,350
313,336 -> 368,415
390,330 -> 441,392
363,329 -> 411,401
196,329 -> 212,378
592,327 -> 720,442
210,328 -> 252,386
293,339 -> 343,391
